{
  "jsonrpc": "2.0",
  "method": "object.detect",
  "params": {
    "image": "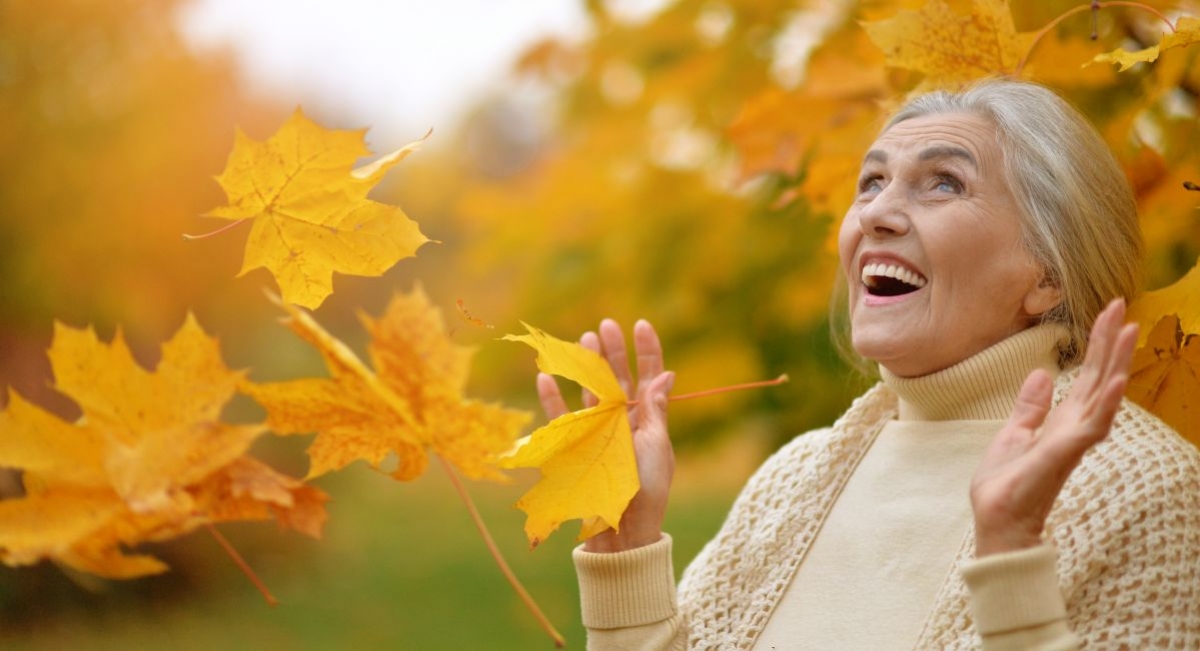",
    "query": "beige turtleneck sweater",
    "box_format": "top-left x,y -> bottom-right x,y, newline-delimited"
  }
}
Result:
754,324 -> 1069,649
576,324 -> 1079,650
